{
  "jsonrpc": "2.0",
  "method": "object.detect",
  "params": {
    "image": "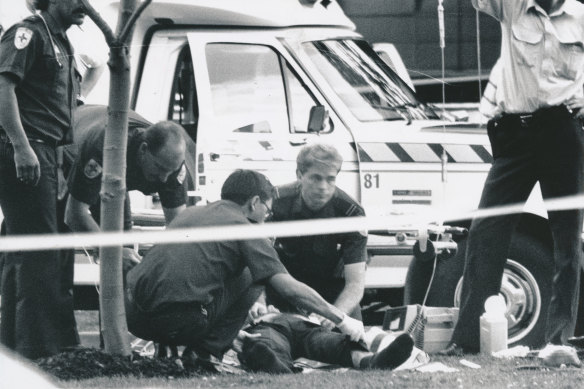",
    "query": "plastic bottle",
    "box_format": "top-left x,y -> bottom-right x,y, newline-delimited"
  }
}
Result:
480,294 -> 508,355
